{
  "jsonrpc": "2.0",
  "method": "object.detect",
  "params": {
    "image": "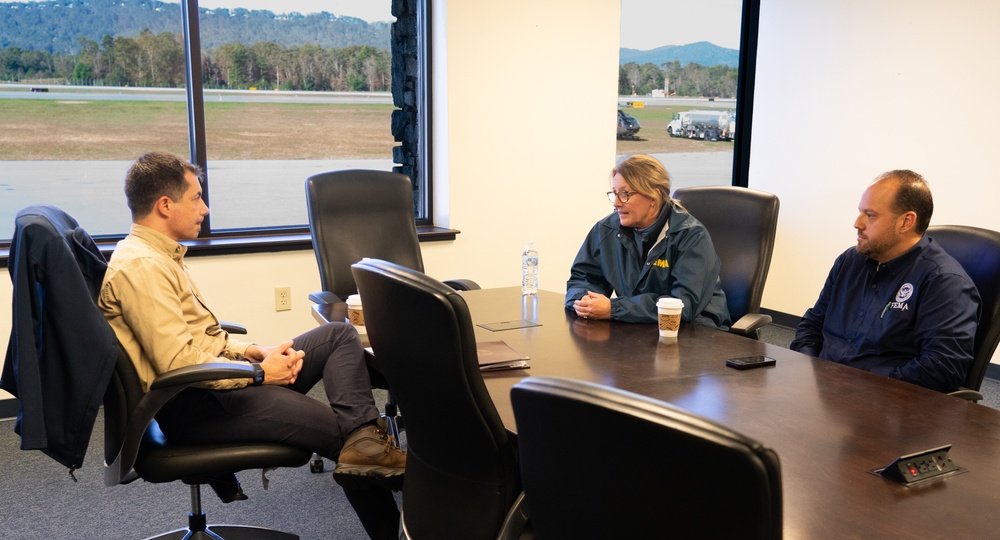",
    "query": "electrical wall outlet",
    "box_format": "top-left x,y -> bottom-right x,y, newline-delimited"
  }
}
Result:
275,286 -> 292,312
